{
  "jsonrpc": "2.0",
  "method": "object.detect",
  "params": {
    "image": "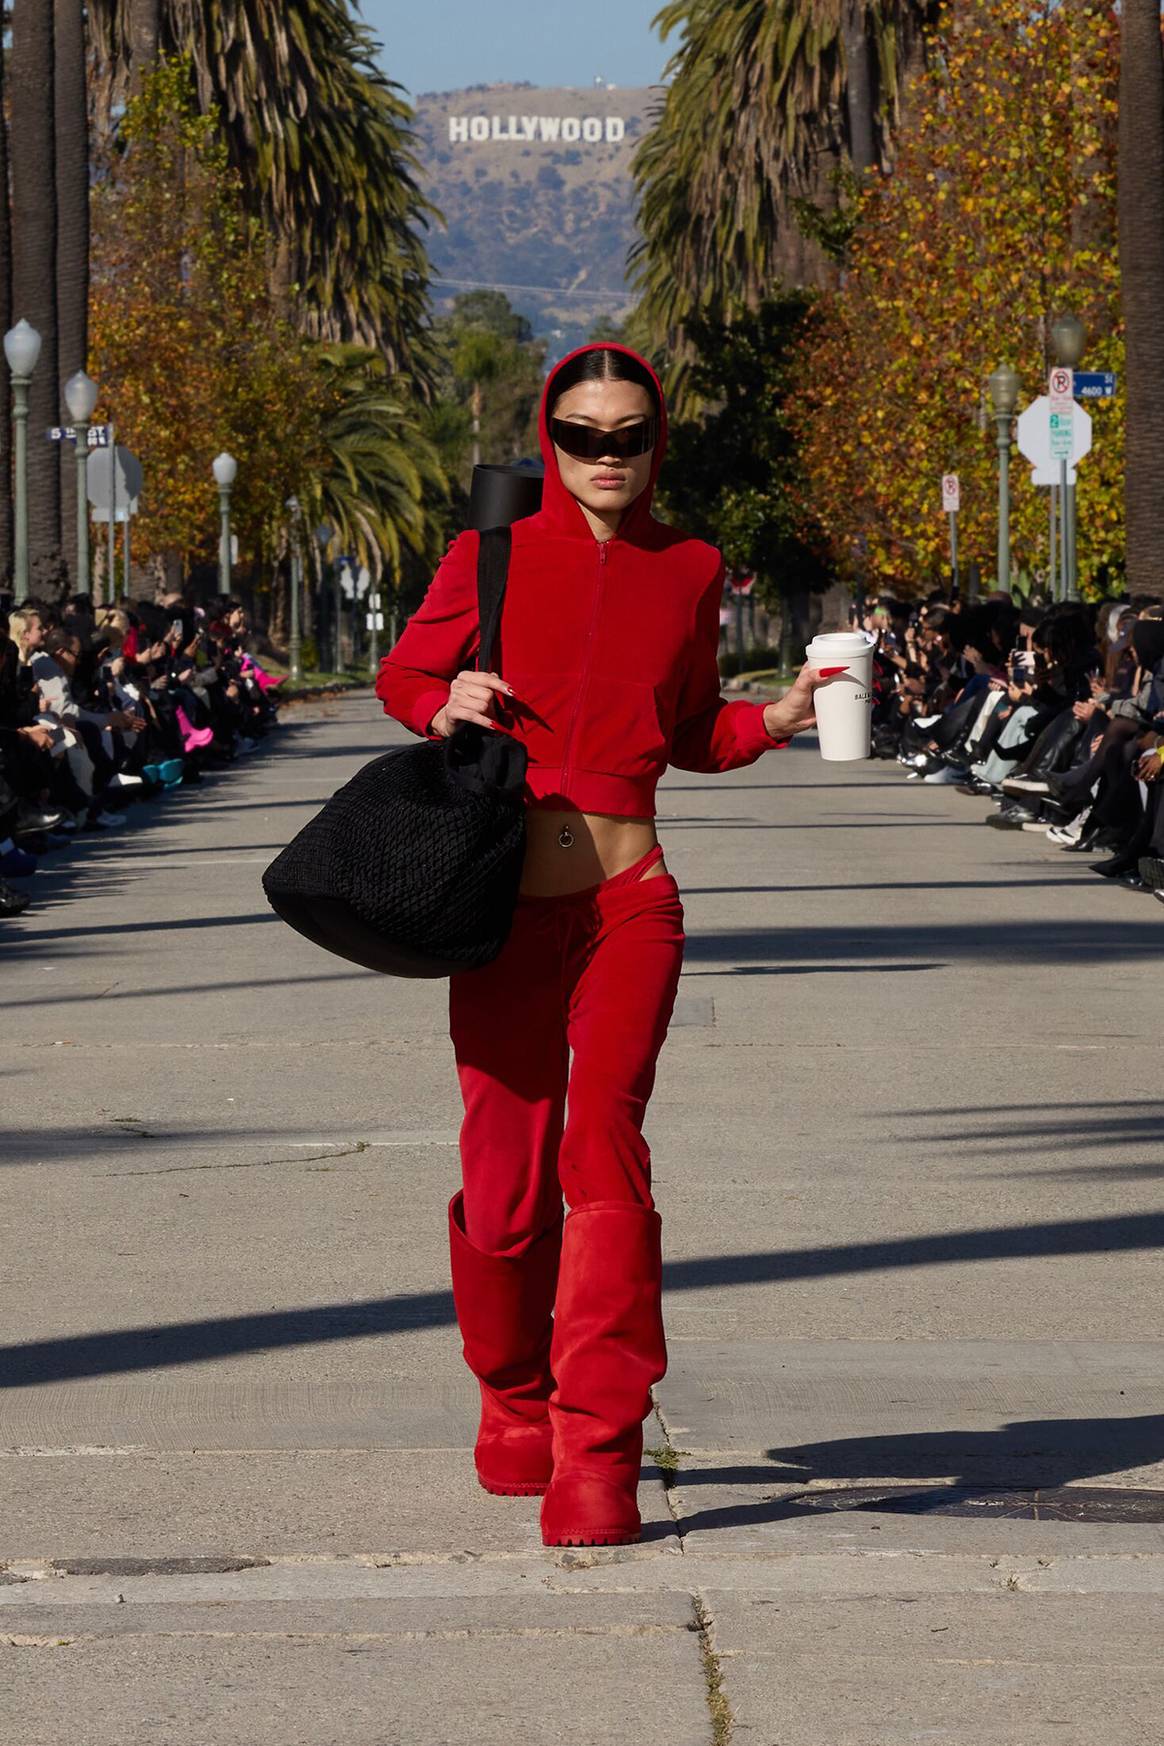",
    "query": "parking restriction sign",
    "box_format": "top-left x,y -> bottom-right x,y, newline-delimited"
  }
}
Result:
941,474 -> 961,514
